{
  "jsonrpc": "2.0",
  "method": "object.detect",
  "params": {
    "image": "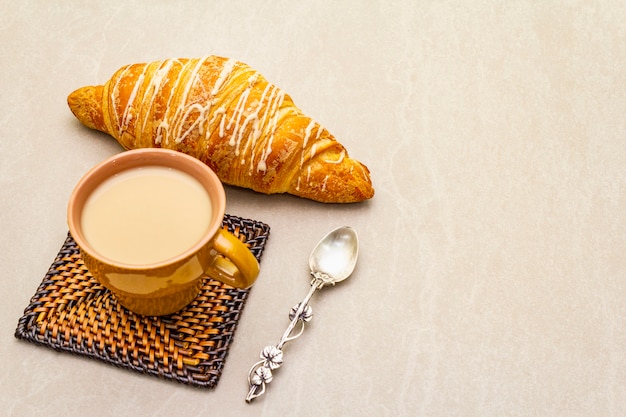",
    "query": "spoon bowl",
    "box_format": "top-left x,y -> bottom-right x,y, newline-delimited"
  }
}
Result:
309,226 -> 359,284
